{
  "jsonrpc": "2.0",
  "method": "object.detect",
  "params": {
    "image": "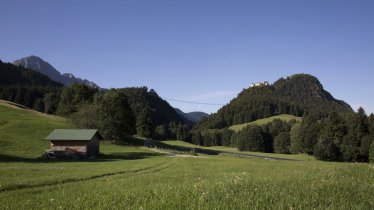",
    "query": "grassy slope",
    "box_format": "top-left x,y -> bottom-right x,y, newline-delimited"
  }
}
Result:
0,102 -> 72,158
0,102 -> 373,209
229,114 -> 301,132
